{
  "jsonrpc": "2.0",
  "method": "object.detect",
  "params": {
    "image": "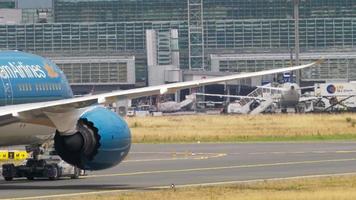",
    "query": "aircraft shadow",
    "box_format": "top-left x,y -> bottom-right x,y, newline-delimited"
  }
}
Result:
0,179 -> 156,191
0,184 -> 156,191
